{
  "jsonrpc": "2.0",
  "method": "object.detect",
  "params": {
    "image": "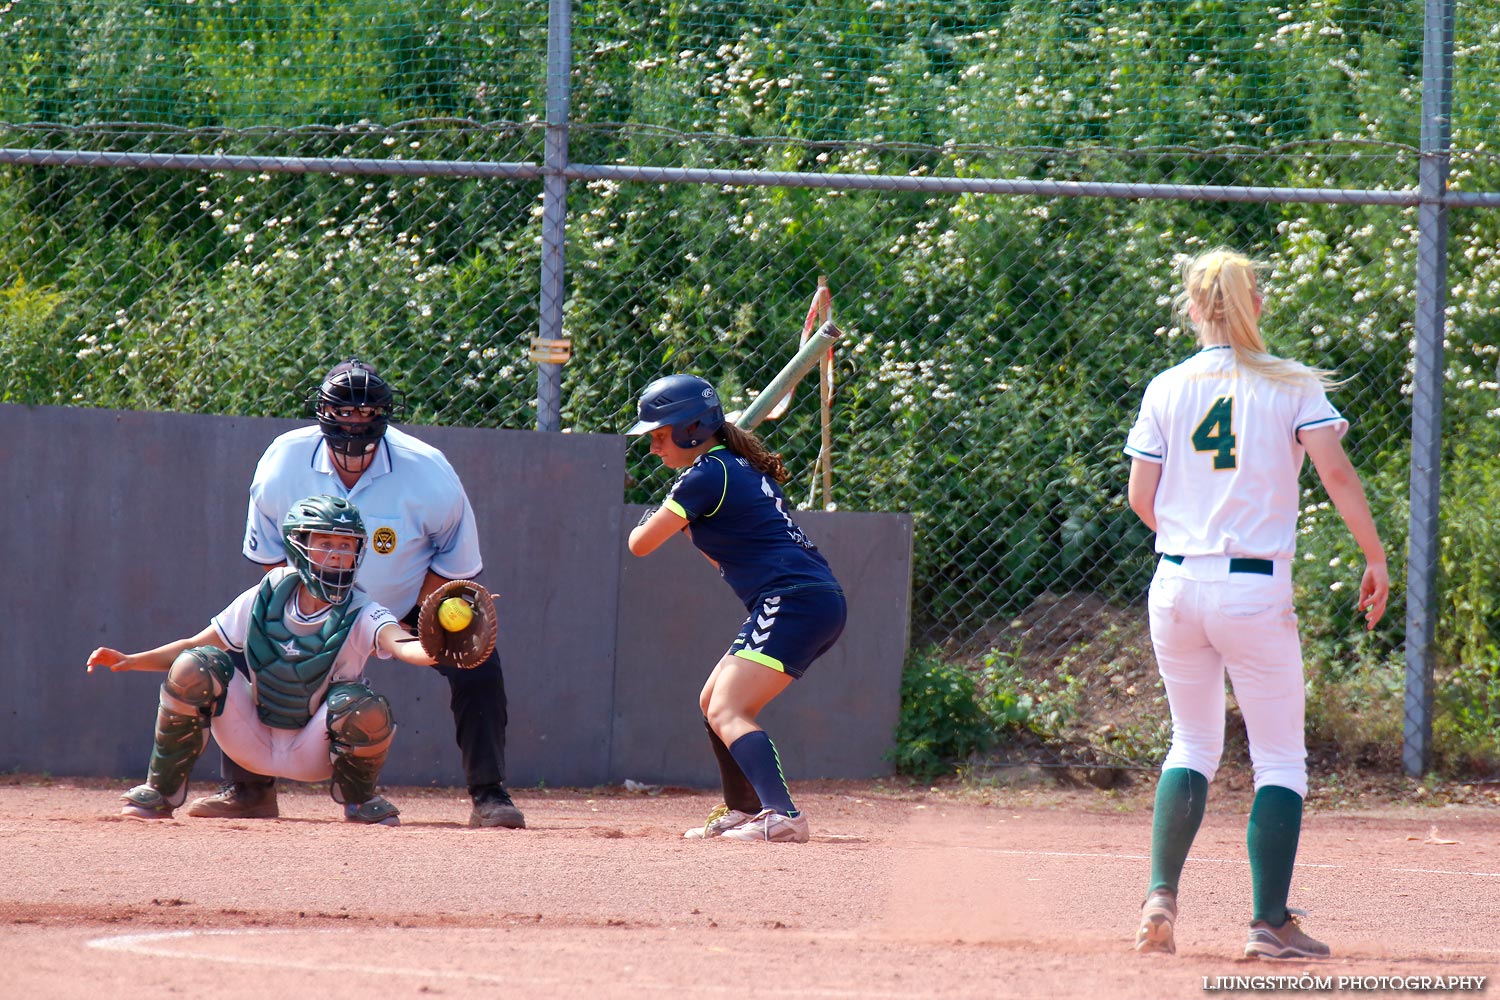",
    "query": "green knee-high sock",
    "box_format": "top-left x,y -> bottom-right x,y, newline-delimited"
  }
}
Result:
1149,768 -> 1209,895
1248,785 -> 1304,925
